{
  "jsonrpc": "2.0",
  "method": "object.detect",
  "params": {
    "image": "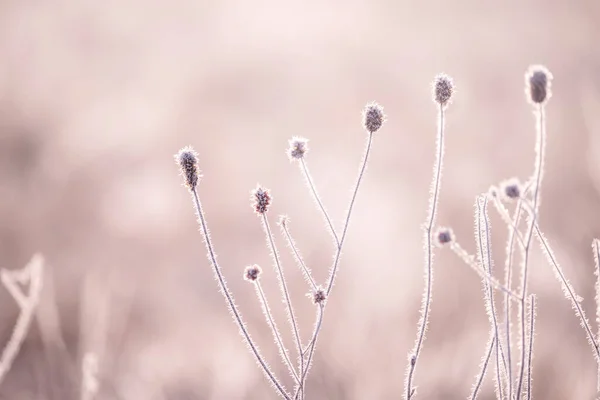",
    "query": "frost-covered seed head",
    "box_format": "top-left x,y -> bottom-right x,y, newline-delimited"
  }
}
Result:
433,74 -> 454,107
251,185 -> 272,215
175,146 -> 200,190
500,178 -> 523,201
278,215 -> 289,227
244,265 -> 262,282
287,137 -> 308,161
362,102 -> 385,133
434,227 -> 455,247
311,287 -> 326,305
525,65 -> 552,105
